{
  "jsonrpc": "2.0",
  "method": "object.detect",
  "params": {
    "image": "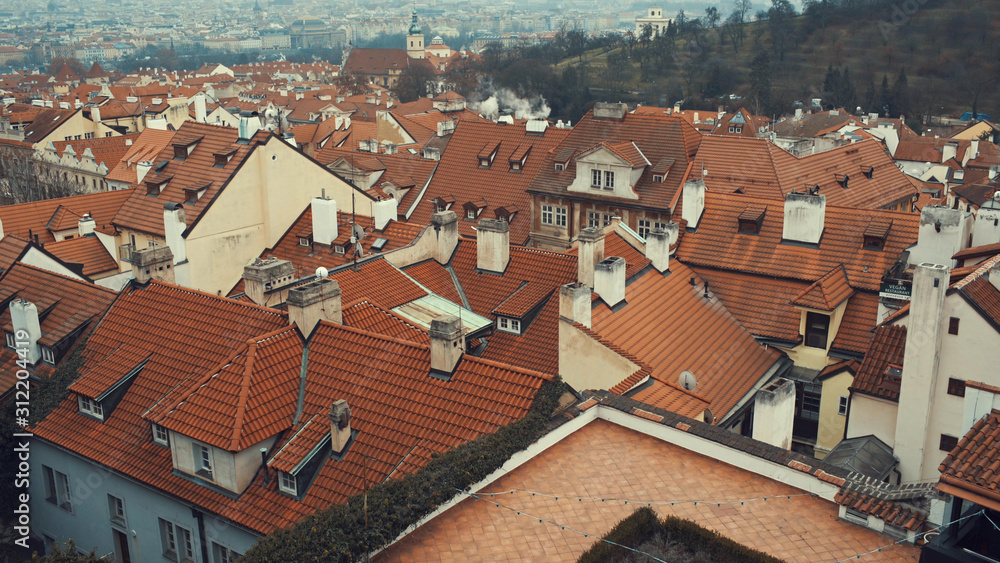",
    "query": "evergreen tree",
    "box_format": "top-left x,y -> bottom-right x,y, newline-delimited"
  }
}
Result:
748,50 -> 772,115
823,65 -> 840,107
890,67 -> 909,118
877,74 -> 891,117
864,79 -> 876,114
837,67 -> 857,112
